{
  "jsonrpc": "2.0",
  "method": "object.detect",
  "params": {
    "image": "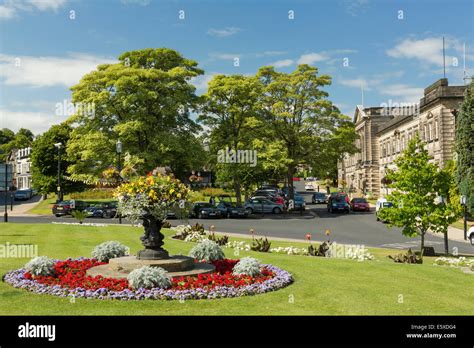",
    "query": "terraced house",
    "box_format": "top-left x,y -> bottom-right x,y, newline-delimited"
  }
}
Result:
338,78 -> 466,198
